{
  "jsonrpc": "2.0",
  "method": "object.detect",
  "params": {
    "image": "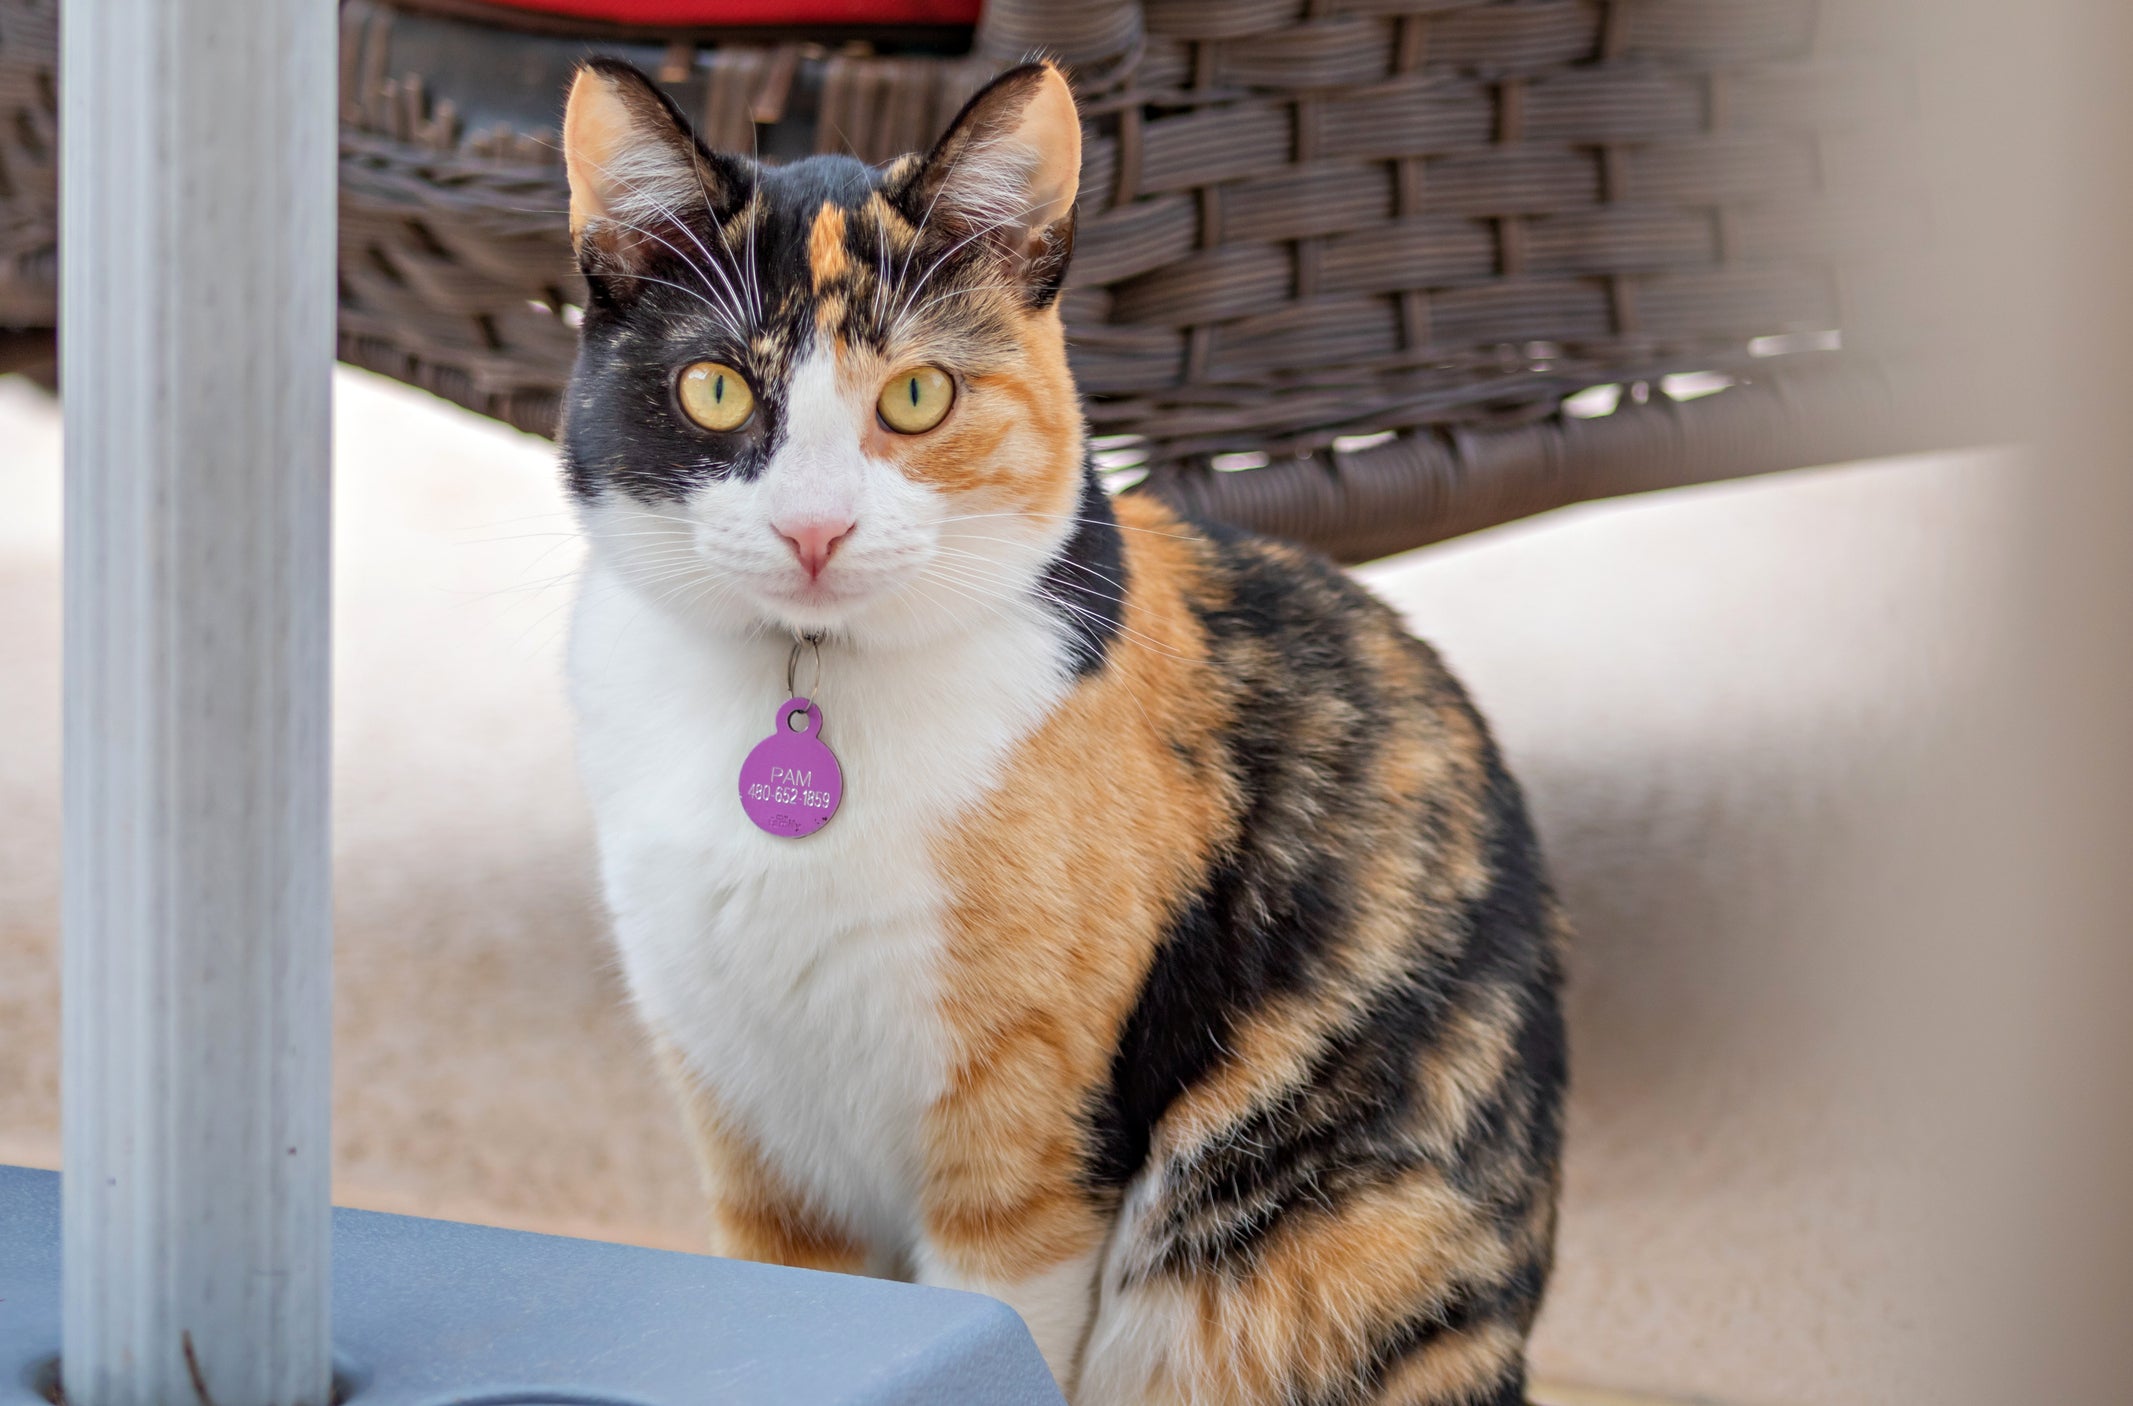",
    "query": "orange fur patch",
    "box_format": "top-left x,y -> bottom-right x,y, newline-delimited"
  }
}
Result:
1184,1172 -> 1515,1402
808,202 -> 850,291
834,292 -> 1084,533
1159,988 -> 1342,1154
562,69 -> 638,238
1011,64 -> 1083,229
1376,1318 -> 1523,1405
875,305 -> 1081,512
1409,984 -> 1526,1161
